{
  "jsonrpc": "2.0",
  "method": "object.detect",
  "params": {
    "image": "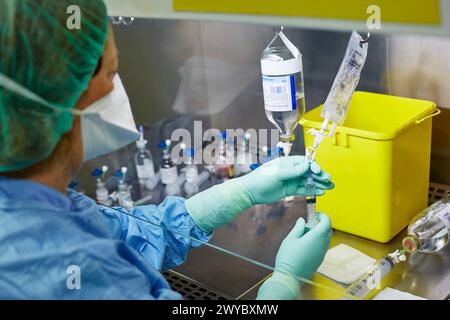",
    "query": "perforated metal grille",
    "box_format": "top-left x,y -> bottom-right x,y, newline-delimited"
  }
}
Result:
163,270 -> 231,300
429,182 -> 450,204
